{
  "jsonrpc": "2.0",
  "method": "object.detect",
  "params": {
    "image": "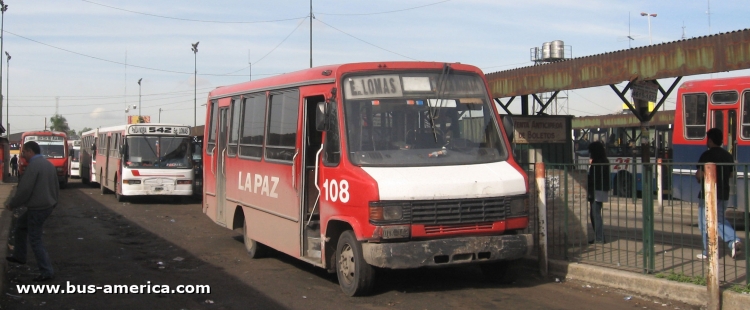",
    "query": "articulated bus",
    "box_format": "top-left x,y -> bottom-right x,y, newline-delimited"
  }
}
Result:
672,76 -> 750,215
203,62 -> 532,296
572,110 -> 674,196
95,123 -> 194,202
19,131 -> 69,188
80,130 -> 97,185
